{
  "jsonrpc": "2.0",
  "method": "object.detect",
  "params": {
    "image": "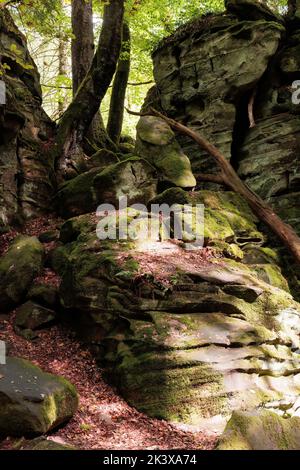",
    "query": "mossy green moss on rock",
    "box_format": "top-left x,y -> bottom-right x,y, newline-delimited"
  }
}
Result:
86,149 -> 120,170
55,168 -> 99,219
0,357 -> 78,436
136,116 -> 196,188
20,437 -> 76,450
0,236 -> 44,312
217,410 -> 300,450
93,157 -> 157,206
225,0 -> 283,23
53,207 -> 300,430
26,283 -> 58,308
14,301 -> 56,331
55,158 -> 157,218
